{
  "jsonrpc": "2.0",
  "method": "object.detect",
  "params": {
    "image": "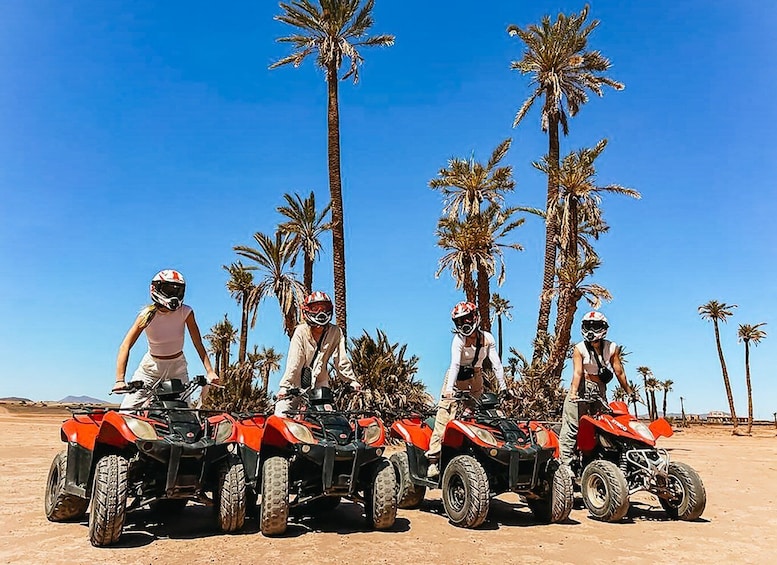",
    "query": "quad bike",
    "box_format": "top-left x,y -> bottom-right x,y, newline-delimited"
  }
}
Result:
570,393 -> 707,522
257,383 -> 397,536
44,376 -> 244,546
390,391 -> 573,529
